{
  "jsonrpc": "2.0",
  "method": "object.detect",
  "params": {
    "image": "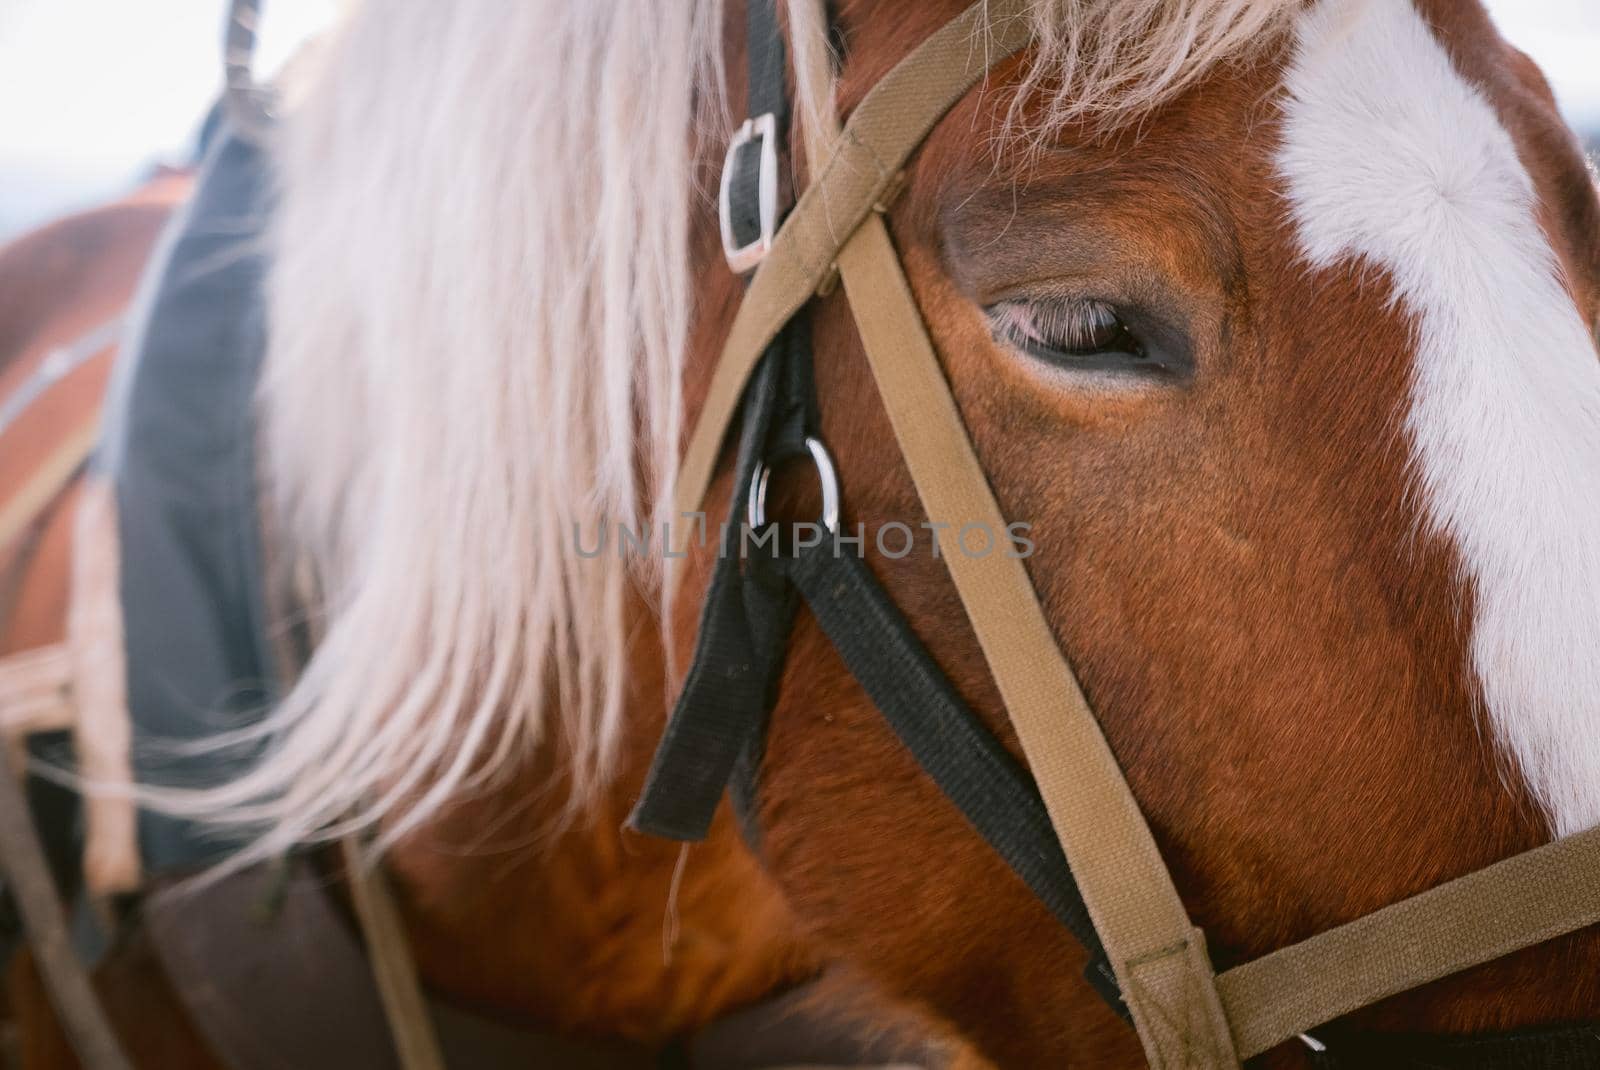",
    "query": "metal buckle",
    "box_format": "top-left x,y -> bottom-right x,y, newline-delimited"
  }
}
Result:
747,436 -> 840,534
719,113 -> 779,274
